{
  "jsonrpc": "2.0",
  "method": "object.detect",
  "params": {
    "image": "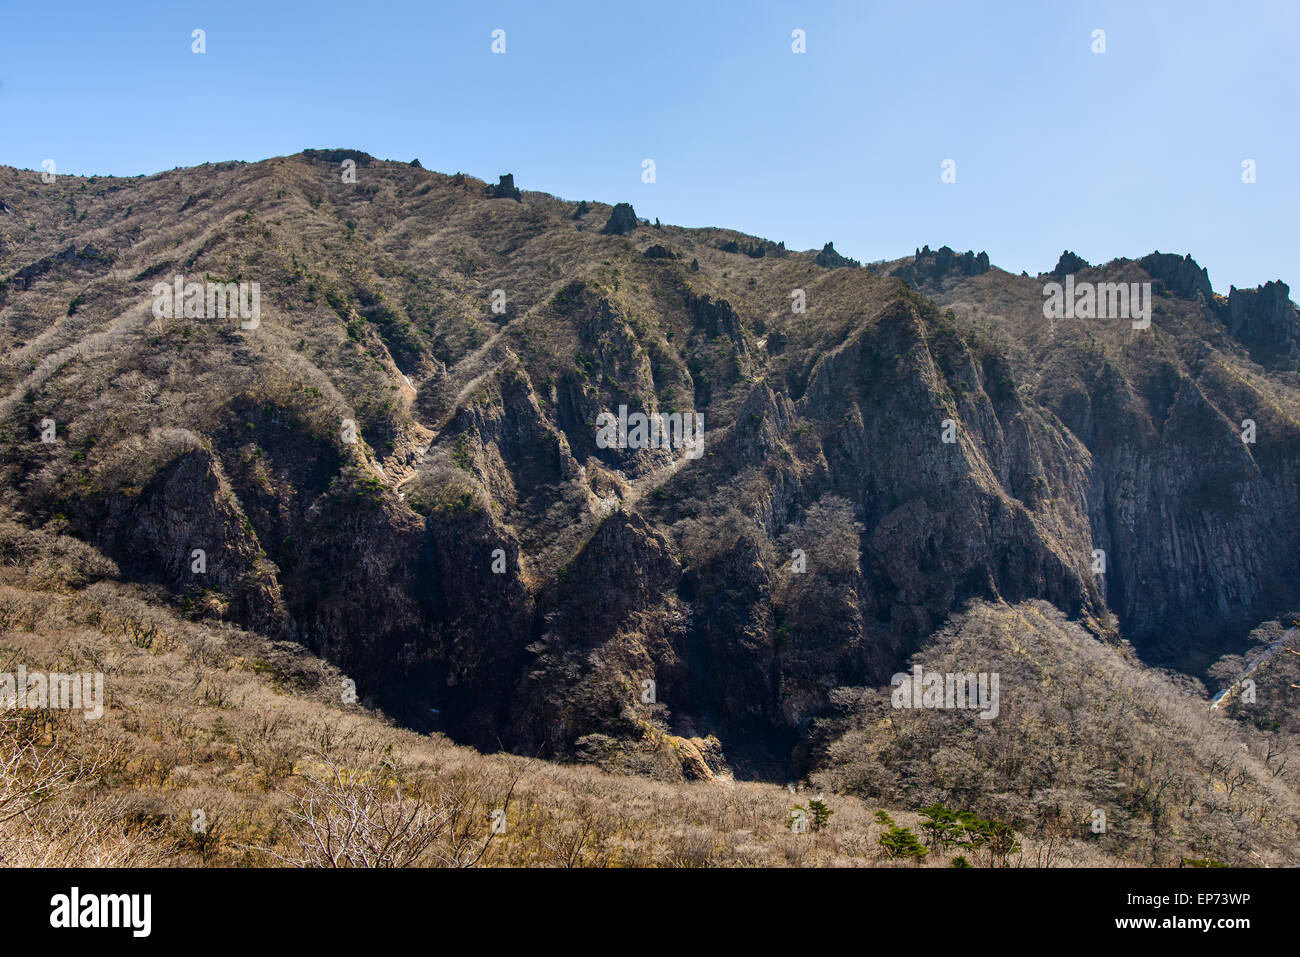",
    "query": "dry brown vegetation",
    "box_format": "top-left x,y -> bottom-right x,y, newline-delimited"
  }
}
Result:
811,601 -> 1300,866
2,155 -> 1298,868
0,519 -> 1158,868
